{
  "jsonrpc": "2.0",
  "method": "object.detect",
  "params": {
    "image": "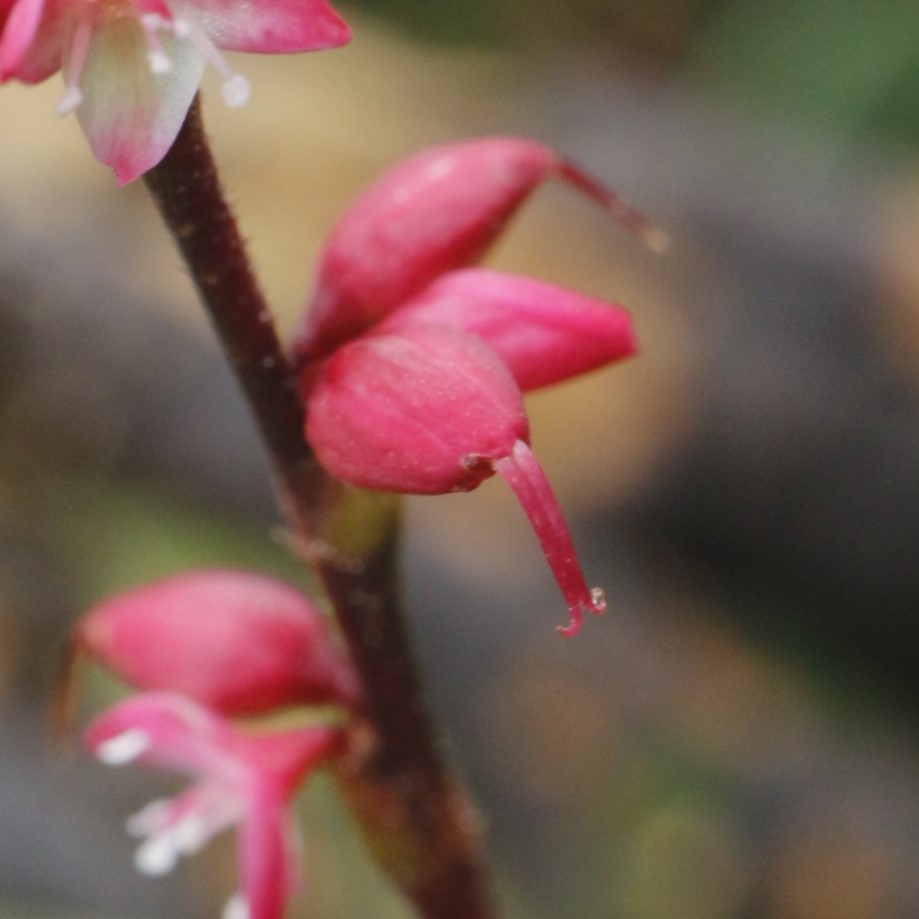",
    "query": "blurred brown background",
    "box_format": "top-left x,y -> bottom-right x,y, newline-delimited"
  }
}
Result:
3,1 -> 919,916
